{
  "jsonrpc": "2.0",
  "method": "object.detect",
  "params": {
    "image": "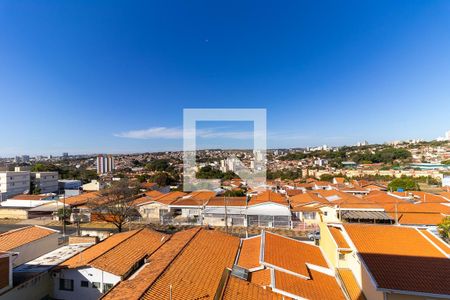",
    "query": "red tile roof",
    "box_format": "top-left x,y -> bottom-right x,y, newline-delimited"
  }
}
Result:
222,275 -> 285,300
102,228 -> 201,300
61,228 -> 167,277
343,224 -> 450,296
274,269 -> 346,300
248,191 -> 287,206
141,229 -> 240,300
263,231 -> 328,278
328,226 -> 350,249
237,236 -> 261,270
0,226 -> 58,251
